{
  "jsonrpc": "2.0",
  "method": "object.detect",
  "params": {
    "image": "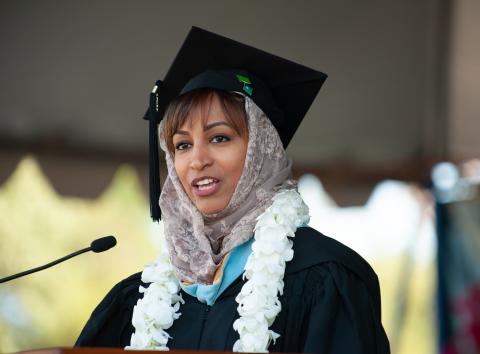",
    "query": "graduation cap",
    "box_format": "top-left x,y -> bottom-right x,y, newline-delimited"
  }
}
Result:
145,26 -> 327,221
